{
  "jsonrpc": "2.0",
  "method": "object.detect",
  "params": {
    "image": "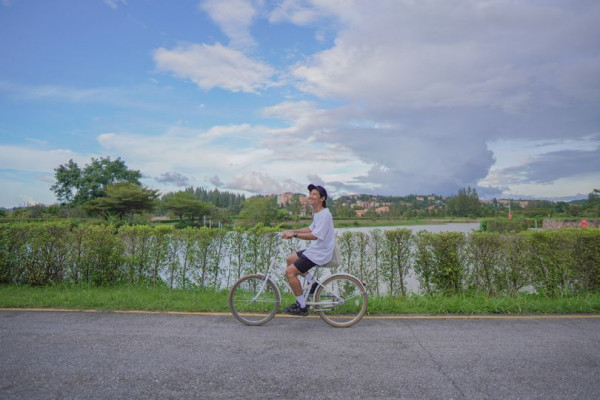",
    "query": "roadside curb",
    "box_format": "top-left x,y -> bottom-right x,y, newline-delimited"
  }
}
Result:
2,308 -> 600,319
